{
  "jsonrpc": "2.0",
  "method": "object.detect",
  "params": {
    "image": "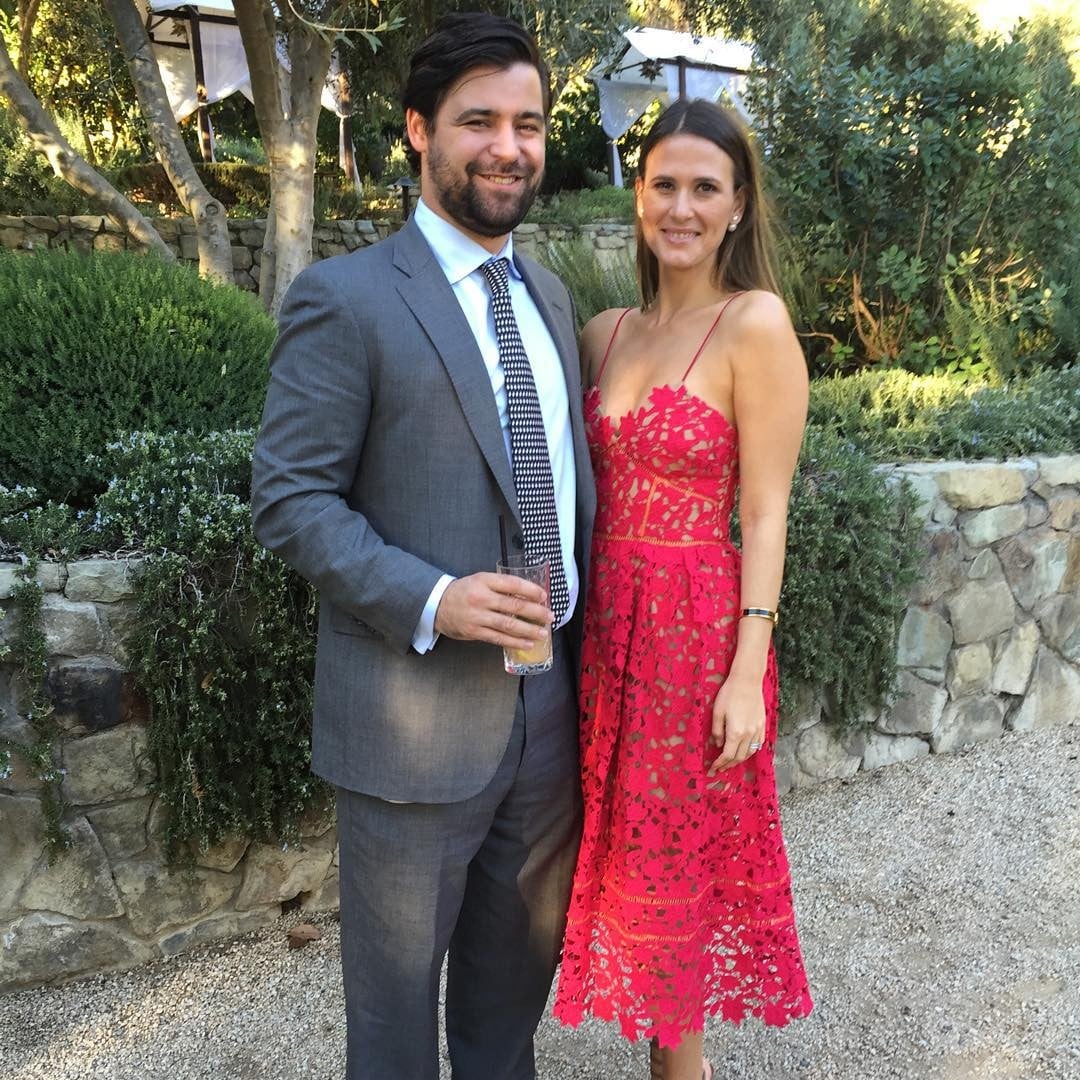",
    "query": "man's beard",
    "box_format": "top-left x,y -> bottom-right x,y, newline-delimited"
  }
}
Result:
427,142 -> 542,238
